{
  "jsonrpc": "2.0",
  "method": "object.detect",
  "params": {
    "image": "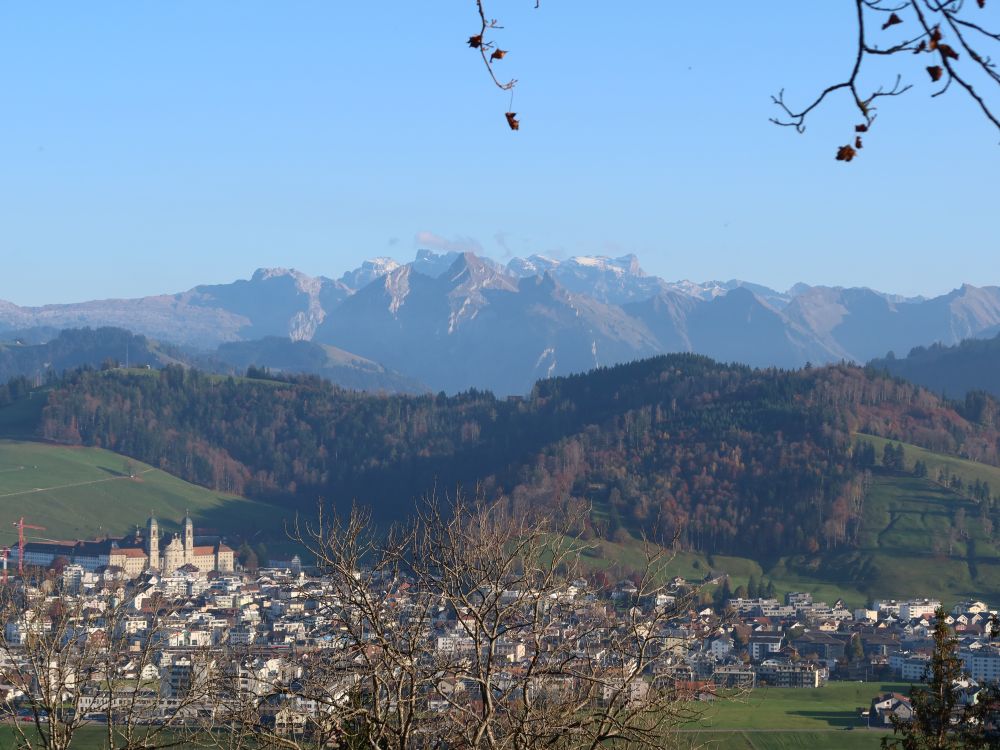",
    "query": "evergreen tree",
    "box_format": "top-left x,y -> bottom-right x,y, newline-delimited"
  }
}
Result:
237,542 -> 258,572
747,575 -> 759,599
883,443 -> 903,471
253,543 -> 269,567
883,608 -> 987,749
713,576 -> 733,610
856,440 -> 877,468
850,633 -> 865,662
